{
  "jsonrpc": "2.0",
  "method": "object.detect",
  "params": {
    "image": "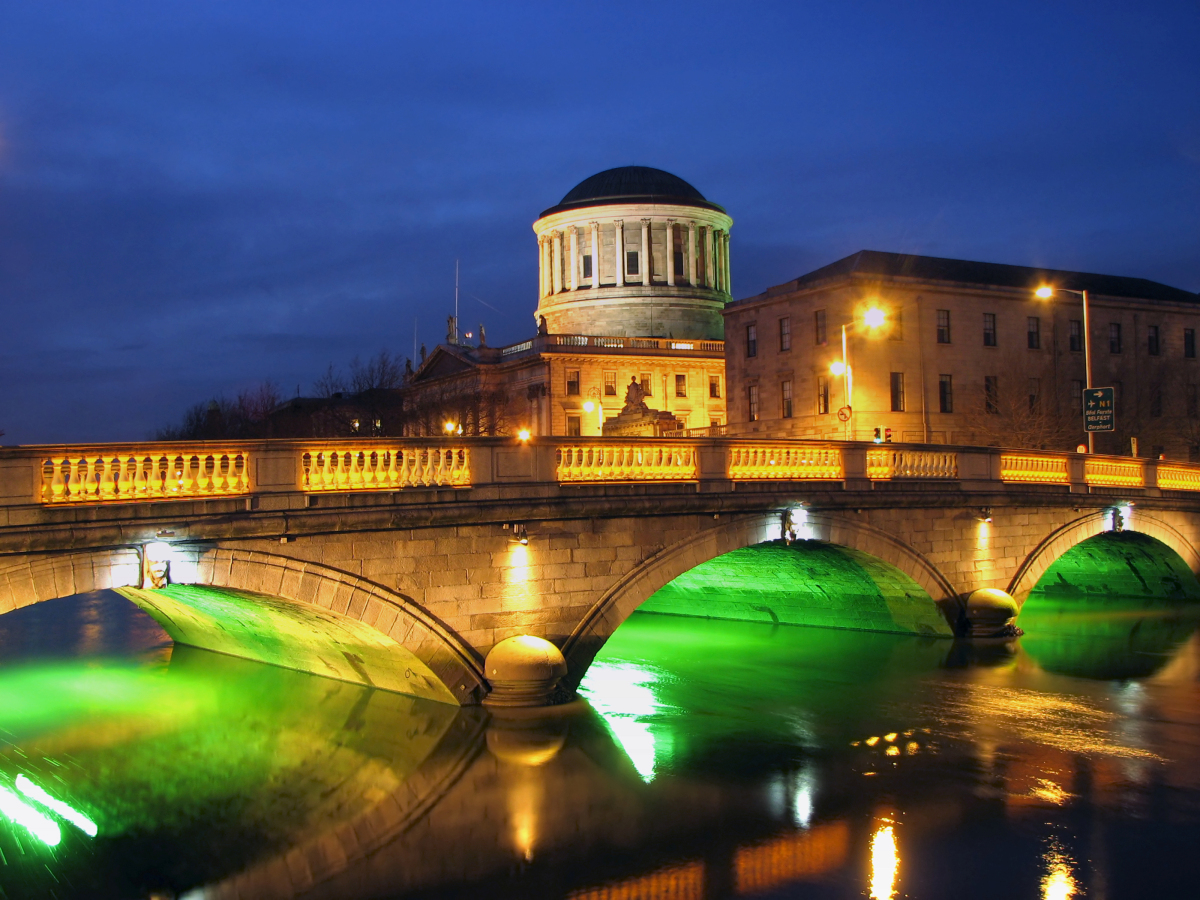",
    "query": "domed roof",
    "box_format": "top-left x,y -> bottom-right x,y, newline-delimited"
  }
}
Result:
540,166 -> 725,217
